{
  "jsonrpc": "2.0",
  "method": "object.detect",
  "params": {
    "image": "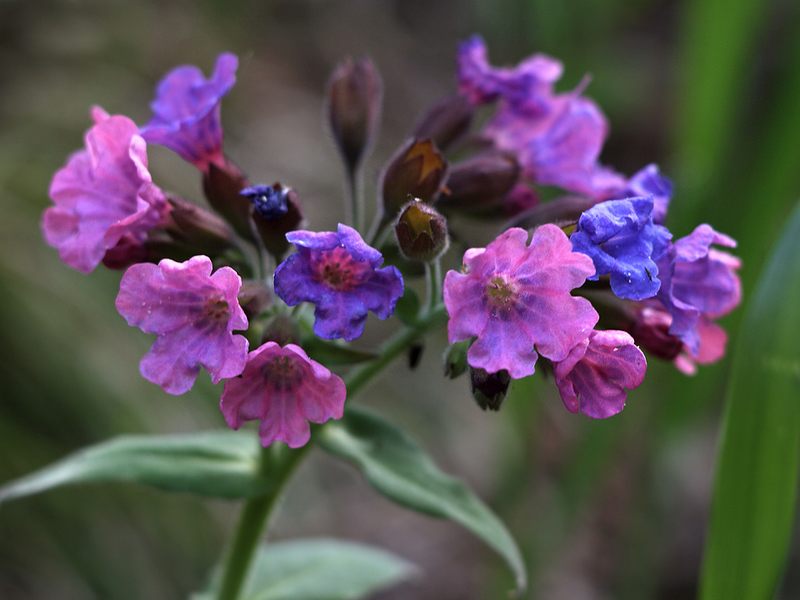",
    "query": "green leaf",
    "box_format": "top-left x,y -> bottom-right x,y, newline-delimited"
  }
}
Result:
394,287 -> 421,326
193,538 -> 415,600
0,430 -> 271,502
314,407 -> 527,593
301,336 -> 378,367
699,201 -> 800,600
